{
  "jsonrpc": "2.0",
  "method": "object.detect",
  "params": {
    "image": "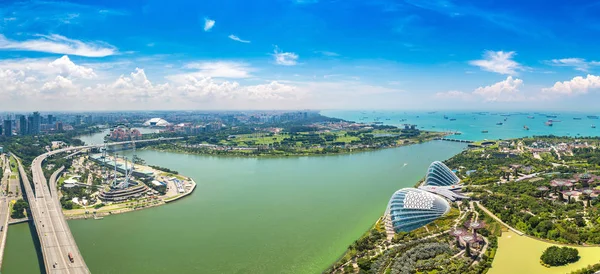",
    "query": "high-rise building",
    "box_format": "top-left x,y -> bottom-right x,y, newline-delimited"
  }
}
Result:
3,120 -> 12,137
75,115 -> 82,125
32,111 -> 41,135
27,116 -> 34,135
56,121 -> 63,131
19,115 -> 27,136
47,114 -> 54,124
